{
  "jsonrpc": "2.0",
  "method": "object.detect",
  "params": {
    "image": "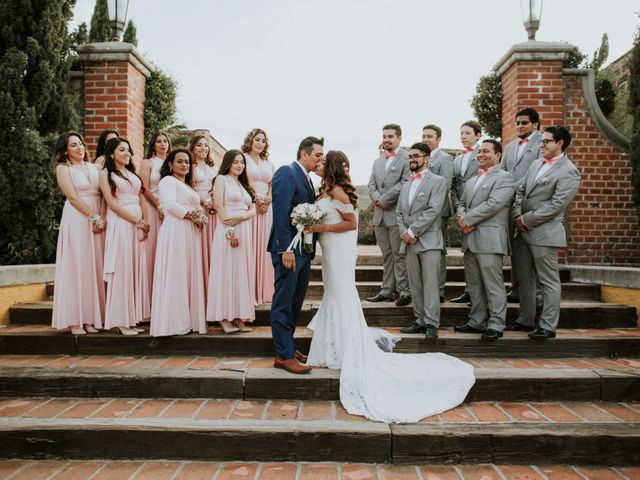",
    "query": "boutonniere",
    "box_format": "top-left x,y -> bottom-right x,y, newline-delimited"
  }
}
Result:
390,166 -> 397,172
418,192 -> 426,197
540,177 -> 550,185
